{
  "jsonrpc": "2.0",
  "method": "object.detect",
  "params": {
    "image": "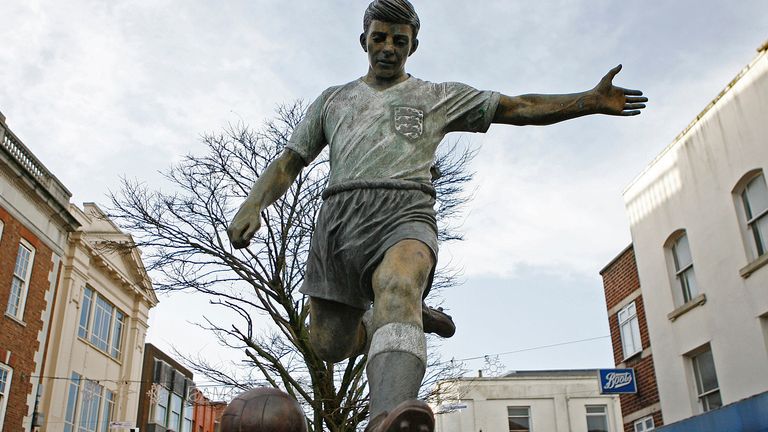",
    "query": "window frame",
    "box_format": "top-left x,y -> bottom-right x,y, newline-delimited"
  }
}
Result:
507,406 -> 531,432
100,389 -> 115,432
736,171 -> 768,259
585,405 -> 609,432
671,234 -> 697,303
63,372 -> 115,432
665,231 -> 700,308
0,219 -> 5,243
0,363 -> 13,431
6,238 -> 36,321
154,386 -> 170,427
618,302 -> 642,359
79,378 -> 103,432
633,416 -> 655,432
77,286 -> 126,360
182,399 -> 194,432
169,392 -> 183,431
740,172 -> 768,258
690,346 -> 722,413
